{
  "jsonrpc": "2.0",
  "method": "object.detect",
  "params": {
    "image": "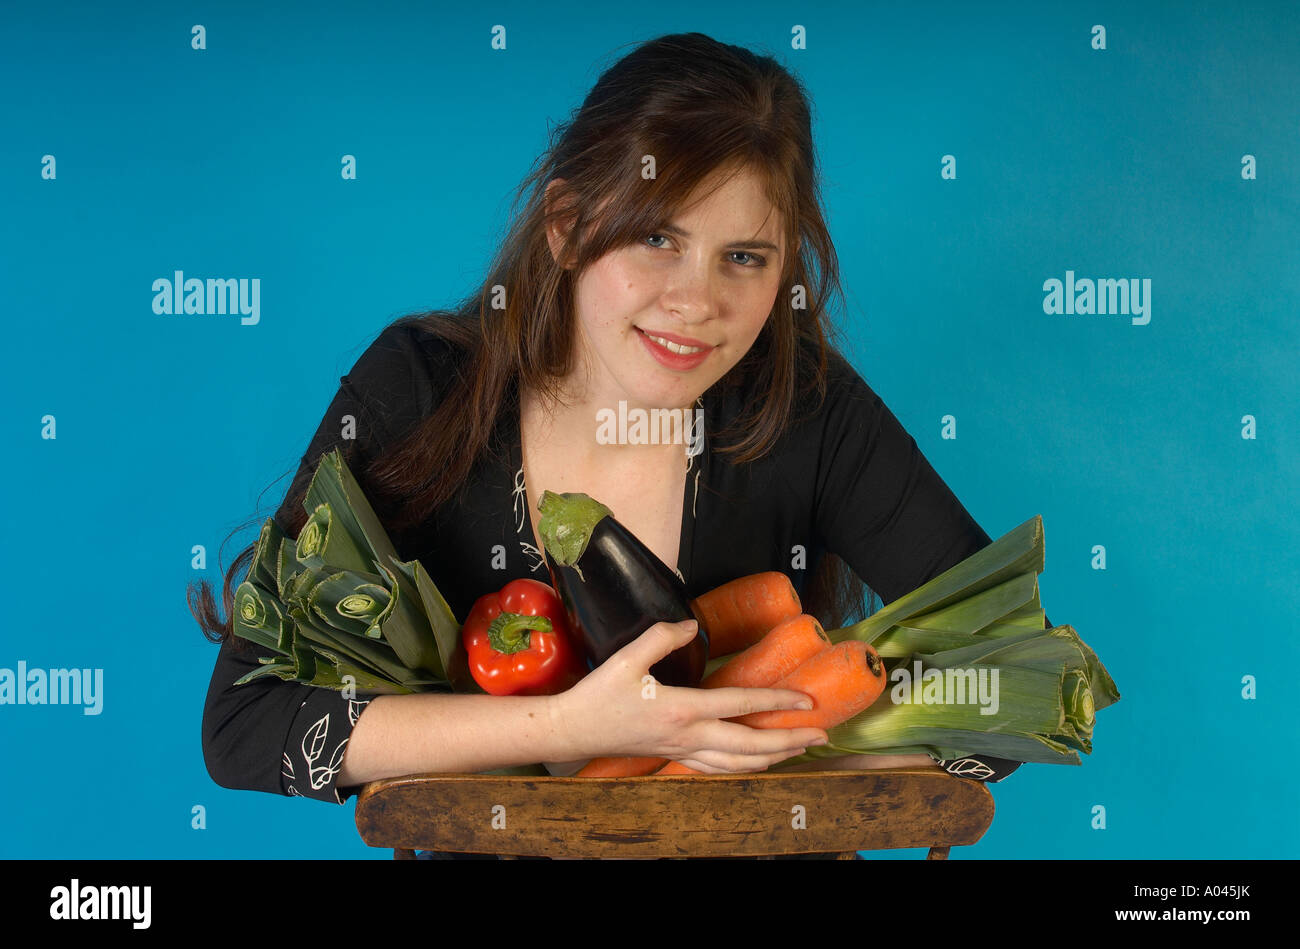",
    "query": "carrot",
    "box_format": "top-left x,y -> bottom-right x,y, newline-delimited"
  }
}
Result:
691,572 -> 802,658
586,614 -> 839,779
731,640 -> 886,731
575,756 -> 668,777
655,761 -> 698,775
653,620 -> 834,776
654,639 -> 886,776
700,614 -> 830,690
